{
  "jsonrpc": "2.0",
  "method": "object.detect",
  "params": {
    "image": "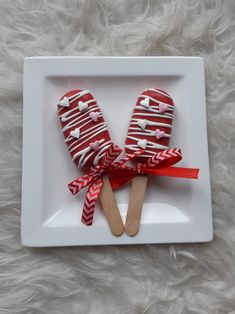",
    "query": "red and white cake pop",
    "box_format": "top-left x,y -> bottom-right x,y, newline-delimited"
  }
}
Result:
57,89 -> 124,236
58,89 -> 112,169
125,88 -> 174,160
124,88 -> 175,236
